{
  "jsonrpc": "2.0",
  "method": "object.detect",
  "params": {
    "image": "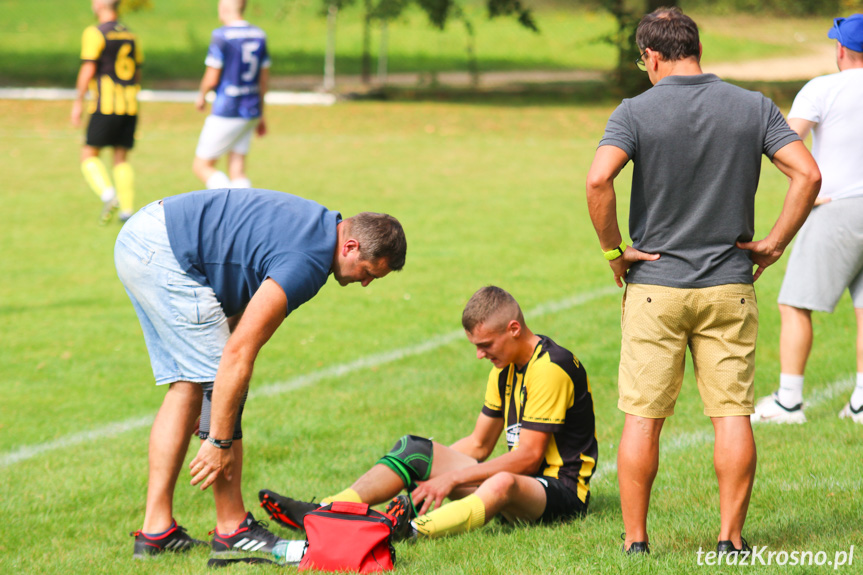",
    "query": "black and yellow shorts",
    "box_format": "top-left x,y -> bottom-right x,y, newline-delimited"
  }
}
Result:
535,476 -> 587,522
86,113 -> 137,149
